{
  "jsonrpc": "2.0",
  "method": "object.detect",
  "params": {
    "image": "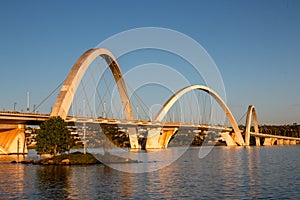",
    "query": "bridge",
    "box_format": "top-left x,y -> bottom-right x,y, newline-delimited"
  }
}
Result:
1,48 -> 299,154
